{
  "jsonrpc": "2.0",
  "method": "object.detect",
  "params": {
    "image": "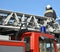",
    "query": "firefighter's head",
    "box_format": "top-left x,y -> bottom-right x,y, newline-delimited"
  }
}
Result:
46,5 -> 52,10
